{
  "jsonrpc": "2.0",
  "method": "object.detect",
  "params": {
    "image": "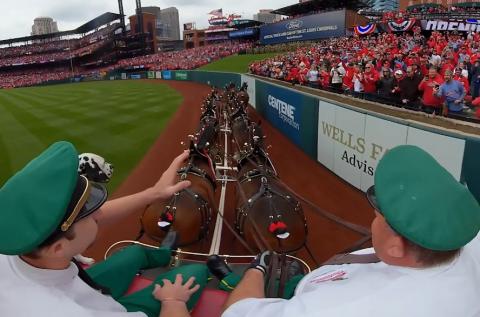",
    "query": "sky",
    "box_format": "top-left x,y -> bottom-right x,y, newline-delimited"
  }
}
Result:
0,0 -> 295,40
